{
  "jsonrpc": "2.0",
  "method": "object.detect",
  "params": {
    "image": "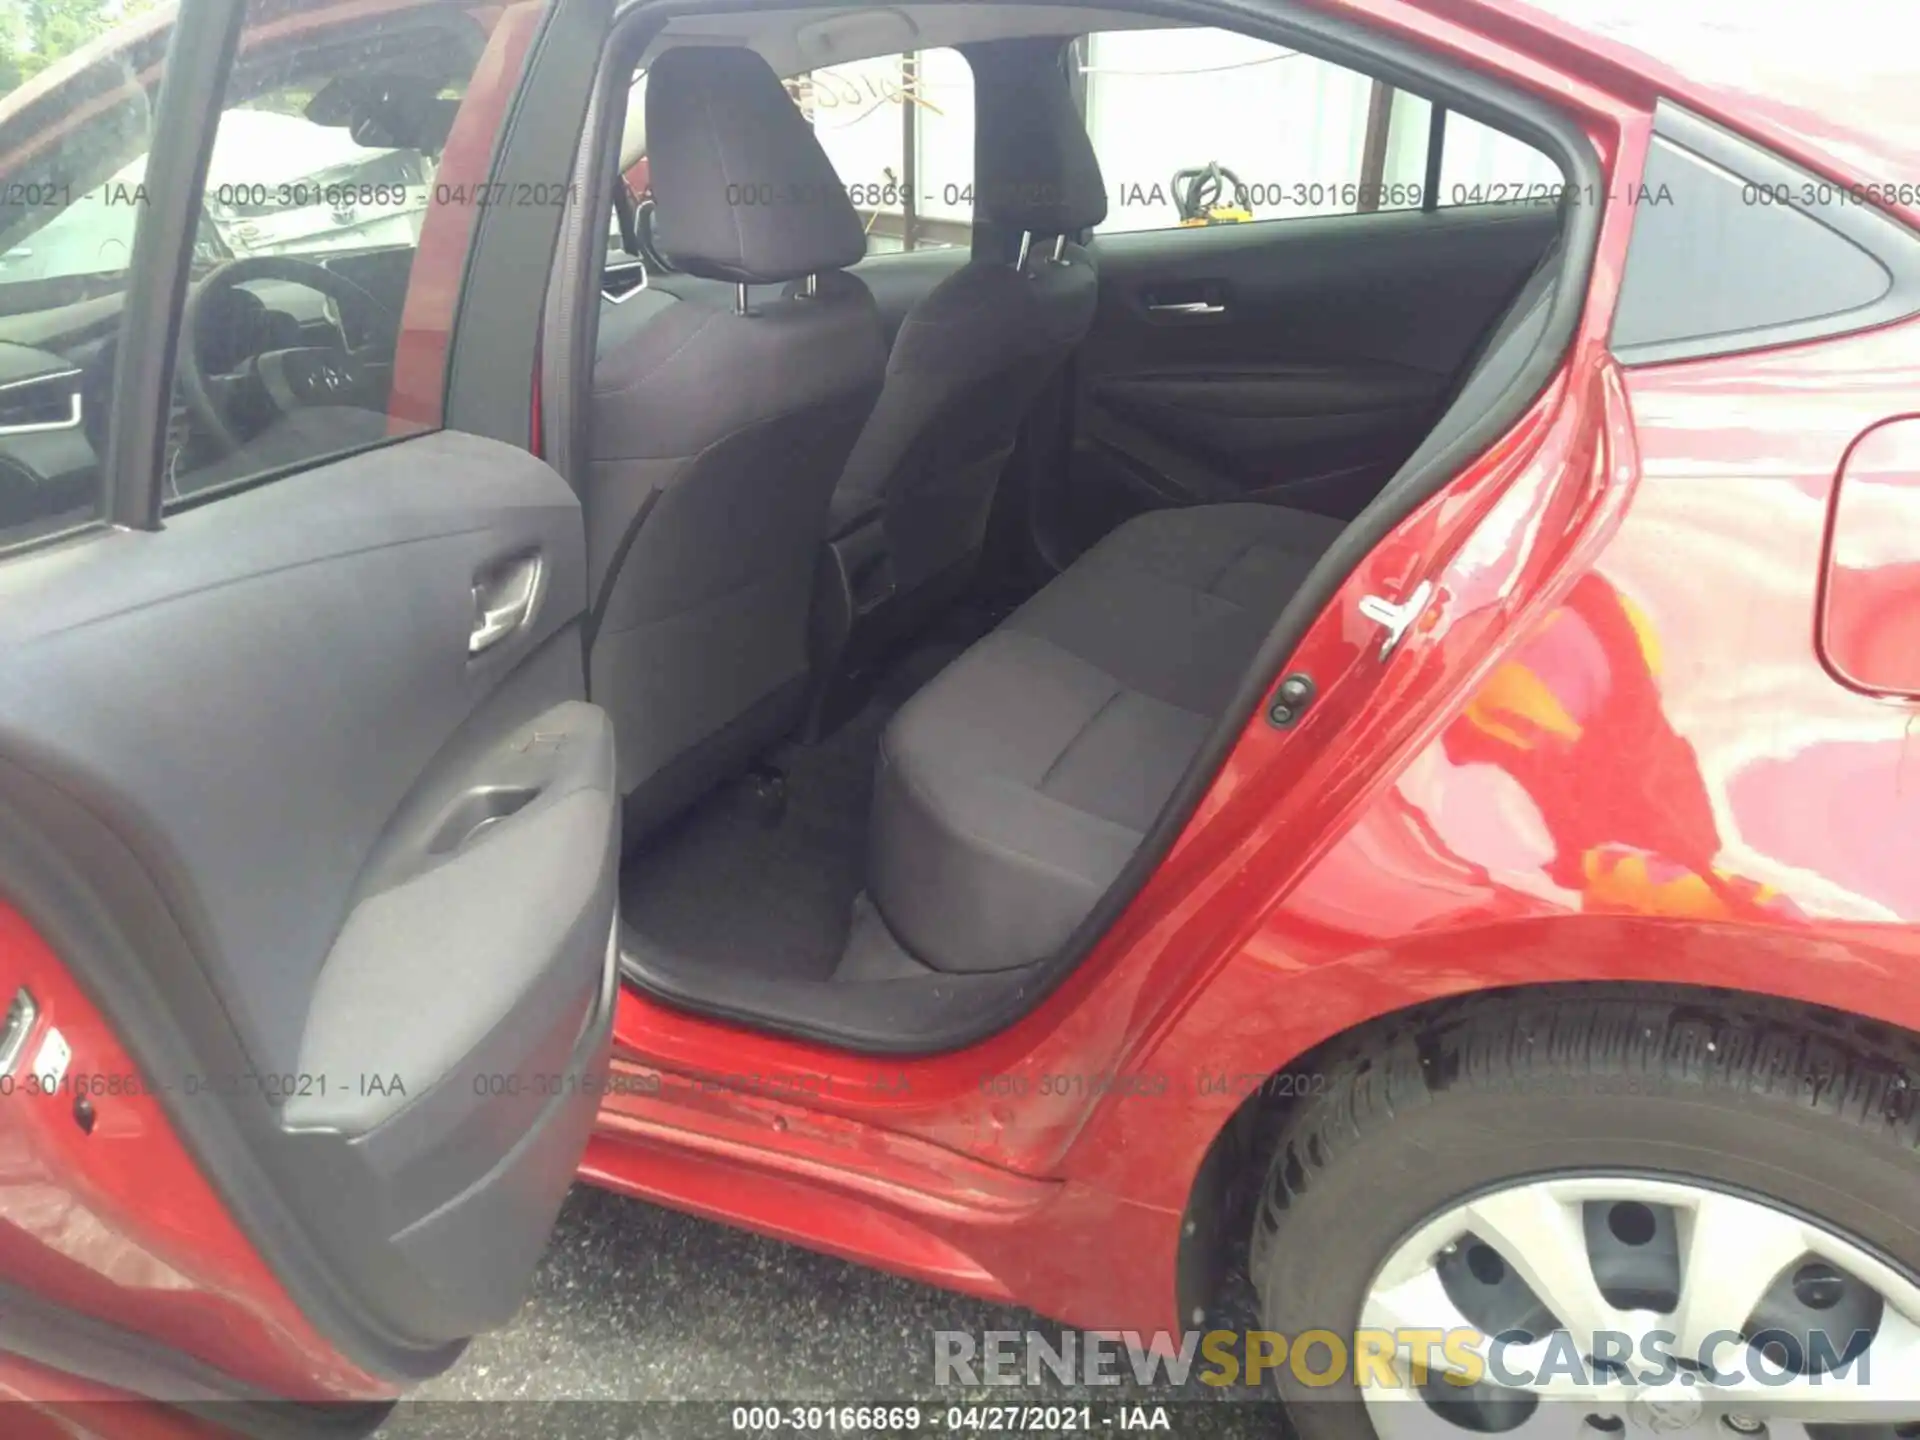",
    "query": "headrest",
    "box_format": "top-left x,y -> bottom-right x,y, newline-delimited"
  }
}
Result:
967,39 -> 1107,237
646,47 -> 867,284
